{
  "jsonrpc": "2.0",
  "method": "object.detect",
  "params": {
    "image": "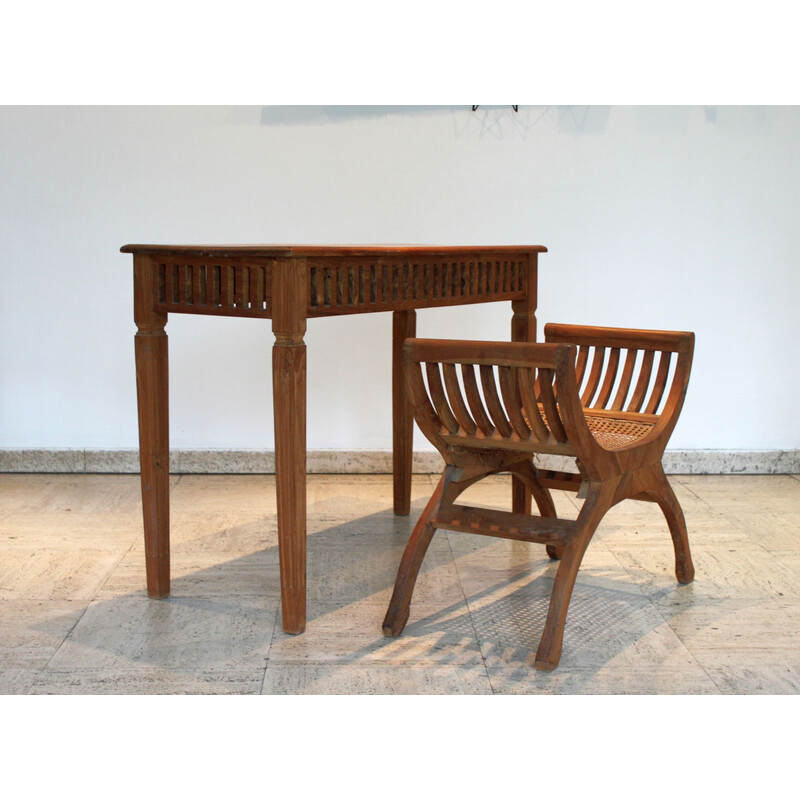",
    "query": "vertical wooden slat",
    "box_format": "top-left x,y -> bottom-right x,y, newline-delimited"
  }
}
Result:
250,265 -> 262,311
193,263 -> 203,306
479,365 -> 513,437
461,363 -> 494,435
425,362 -> 460,433
177,263 -> 187,305
498,366 -> 531,438
593,347 -> 620,409
610,349 -> 638,411
645,351 -> 673,414
580,347 -> 606,406
211,265 -> 221,307
627,349 -> 654,412
308,267 -> 318,308
157,263 -> 166,303
442,362 -> 477,434
517,367 -> 550,440
539,369 -> 567,442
